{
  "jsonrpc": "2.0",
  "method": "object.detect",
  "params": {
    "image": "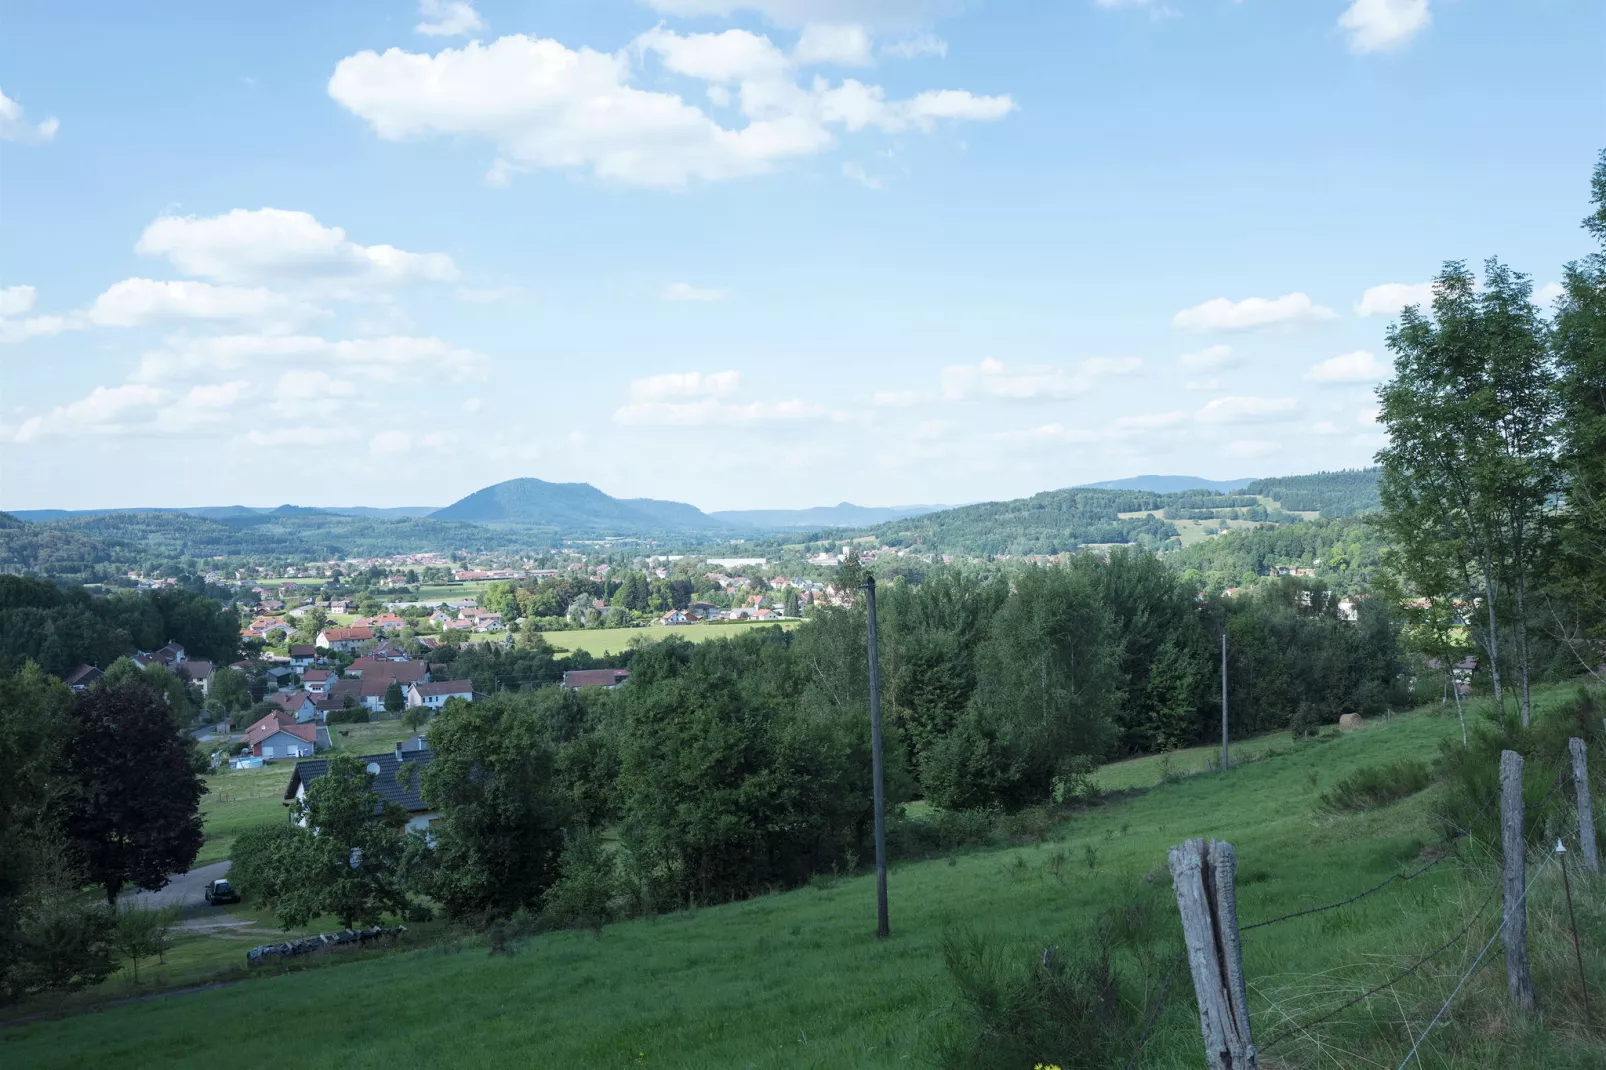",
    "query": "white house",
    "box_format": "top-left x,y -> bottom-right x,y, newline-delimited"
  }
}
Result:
406,680 -> 473,709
